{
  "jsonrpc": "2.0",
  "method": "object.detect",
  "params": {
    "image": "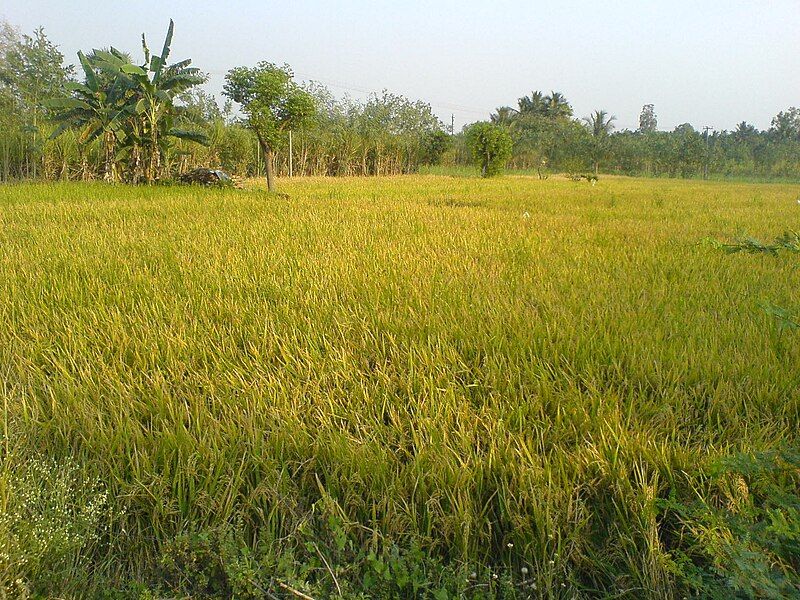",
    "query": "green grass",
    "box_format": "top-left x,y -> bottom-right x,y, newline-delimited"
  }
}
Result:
0,175 -> 798,597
